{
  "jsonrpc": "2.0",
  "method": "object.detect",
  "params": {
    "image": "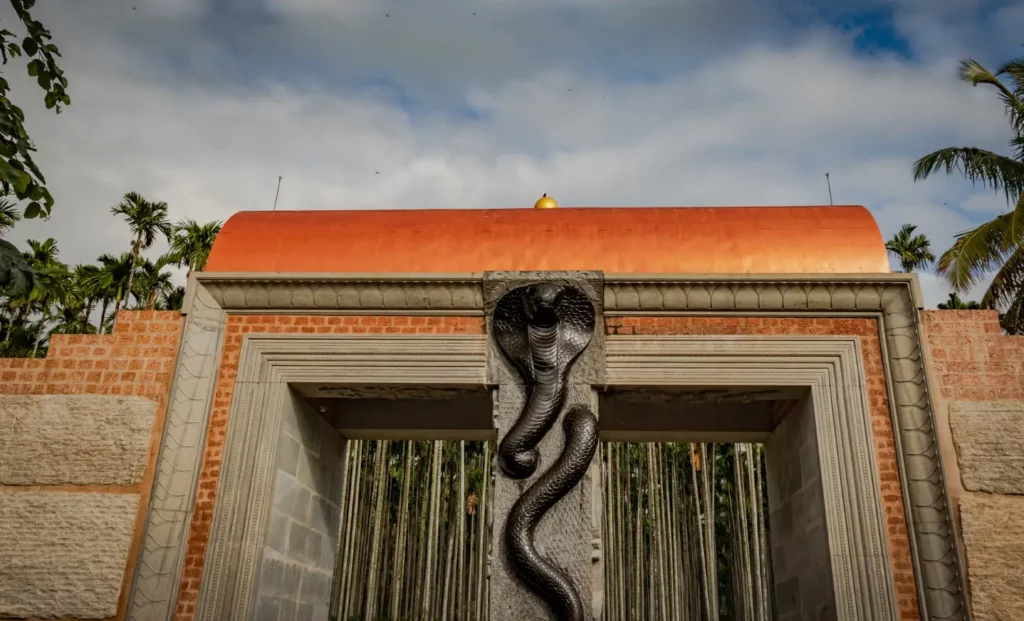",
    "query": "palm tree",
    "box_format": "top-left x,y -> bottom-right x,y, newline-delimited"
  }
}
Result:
937,292 -> 982,310
912,50 -> 1024,334
0,190 -> 22,236
885,224 -> 936,272
132,255 -> 175,310
156,285 -> 186,311
3,238 -> 65,334
73,264 -> 101,329
89,252 -> 135,331
110,192 -> 171,315
168,219 -> 221,276
2,238 -> 71,356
